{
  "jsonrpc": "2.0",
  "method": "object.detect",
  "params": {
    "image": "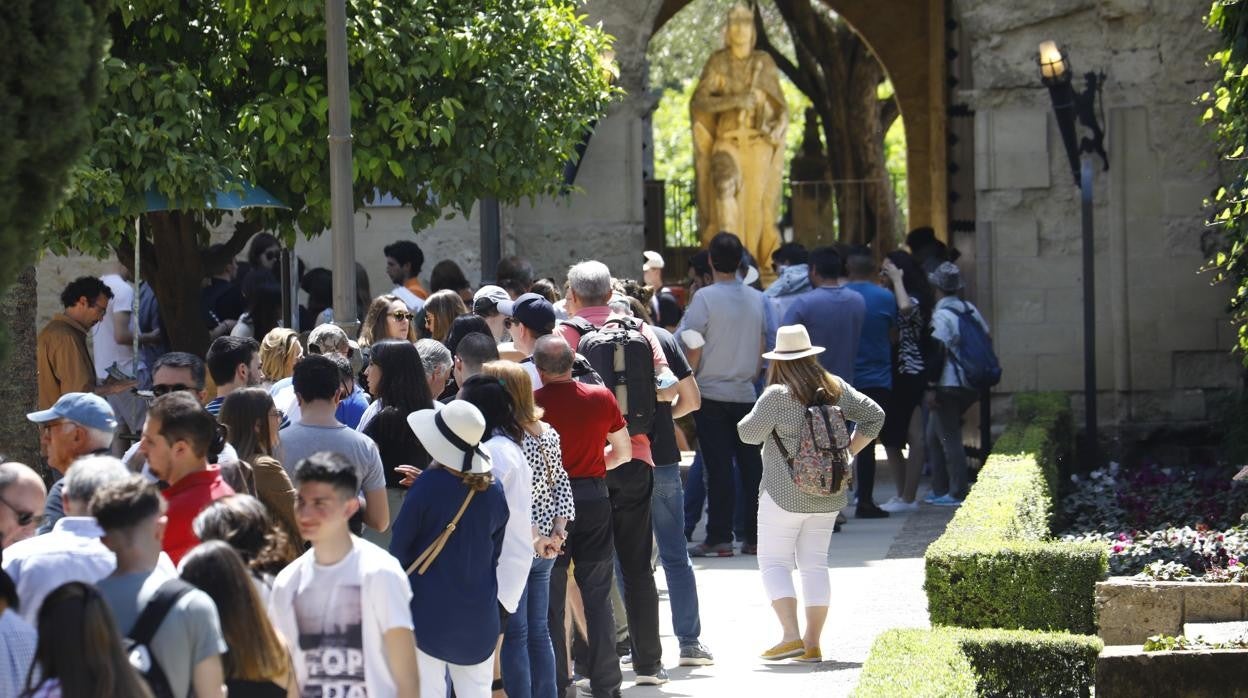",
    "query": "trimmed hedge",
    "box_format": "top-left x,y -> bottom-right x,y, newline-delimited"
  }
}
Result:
854,627 -> 1102,698
924,392 -> 1108,634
